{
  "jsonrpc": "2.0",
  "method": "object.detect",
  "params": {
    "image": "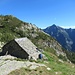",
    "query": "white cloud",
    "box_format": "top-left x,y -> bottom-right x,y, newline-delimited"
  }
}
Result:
61,26 -> 75,29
